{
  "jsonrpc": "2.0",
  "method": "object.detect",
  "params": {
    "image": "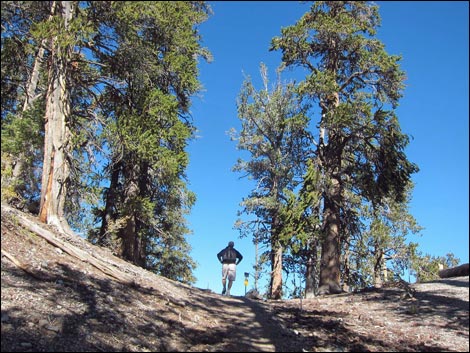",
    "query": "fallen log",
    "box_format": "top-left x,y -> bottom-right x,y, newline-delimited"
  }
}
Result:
1,249 -> 45,280
438,263 -> 469,278
2,204 -> 135,285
